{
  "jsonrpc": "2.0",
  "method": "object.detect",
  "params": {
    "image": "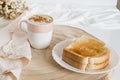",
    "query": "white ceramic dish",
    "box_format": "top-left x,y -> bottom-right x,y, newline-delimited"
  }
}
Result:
52,39 -> 120,74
